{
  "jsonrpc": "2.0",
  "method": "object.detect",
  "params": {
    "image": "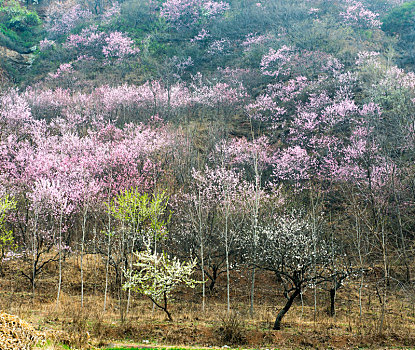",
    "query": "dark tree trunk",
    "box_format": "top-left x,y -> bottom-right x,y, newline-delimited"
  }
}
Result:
209,266 -> 218,292
149,292 -> 173,321
273,288 -> 301,330
330,288 -> 336,317
163,292 -> 173,321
